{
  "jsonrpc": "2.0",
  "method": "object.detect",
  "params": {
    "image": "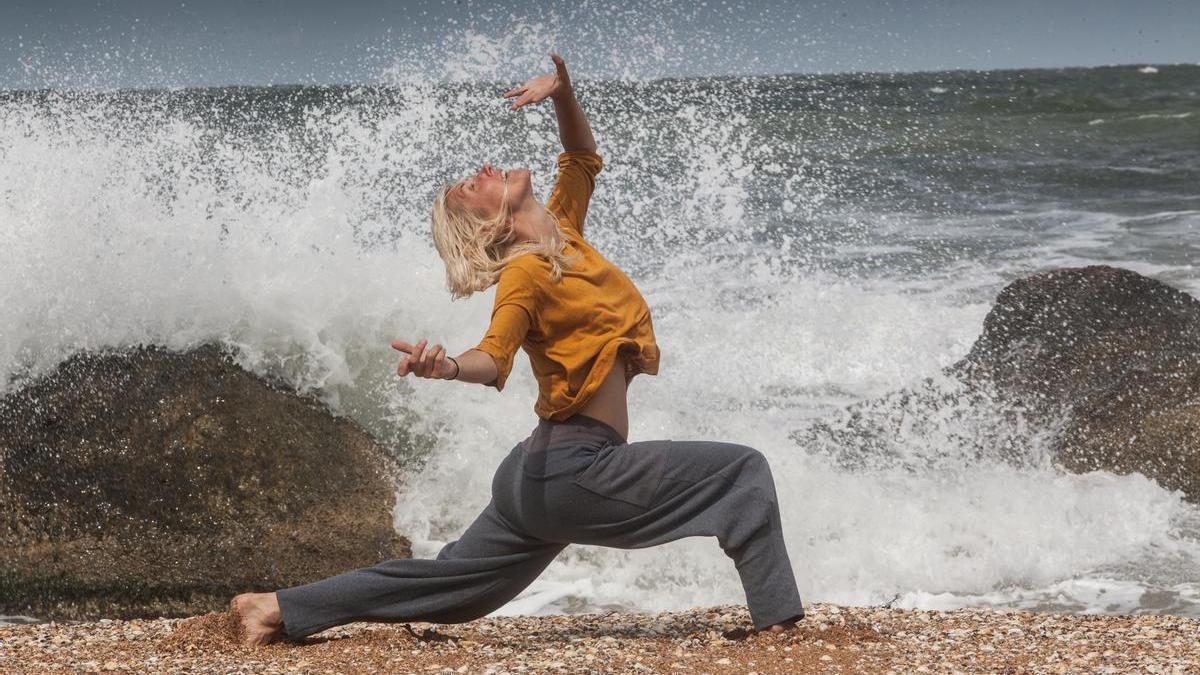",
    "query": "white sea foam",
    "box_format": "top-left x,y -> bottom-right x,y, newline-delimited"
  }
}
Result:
898,577 -> 1198,616
1104,165 -> 1167,174
0,615 -> 42,626
1133,111 -> 1193,120
1090,111 -> 1192,126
